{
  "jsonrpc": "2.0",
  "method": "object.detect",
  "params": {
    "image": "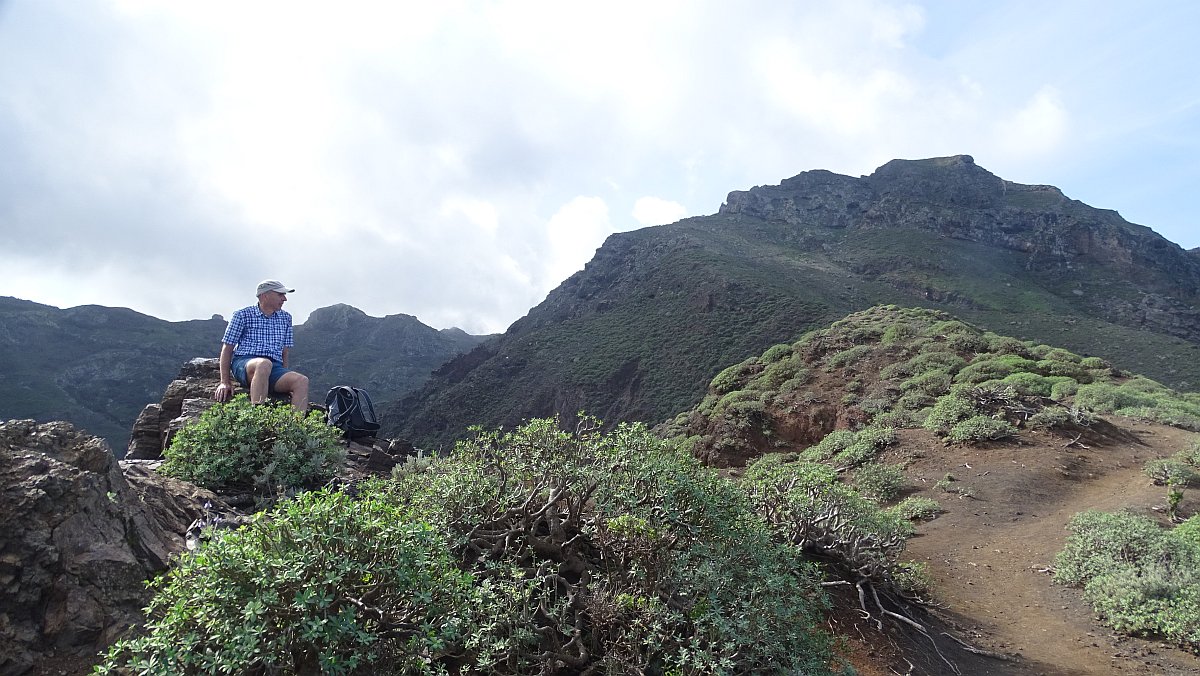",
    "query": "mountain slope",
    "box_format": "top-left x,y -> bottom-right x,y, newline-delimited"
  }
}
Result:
385,155 -> 1200,449
0,298 -> 487,450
